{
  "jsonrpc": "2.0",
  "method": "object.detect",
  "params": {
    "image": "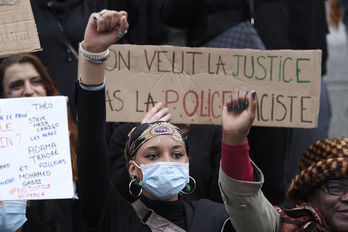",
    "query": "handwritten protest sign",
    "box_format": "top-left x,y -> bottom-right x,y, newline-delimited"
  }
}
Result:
104,45 -> 322,128
0,96 -> 74,200
0,0 -> 41,57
